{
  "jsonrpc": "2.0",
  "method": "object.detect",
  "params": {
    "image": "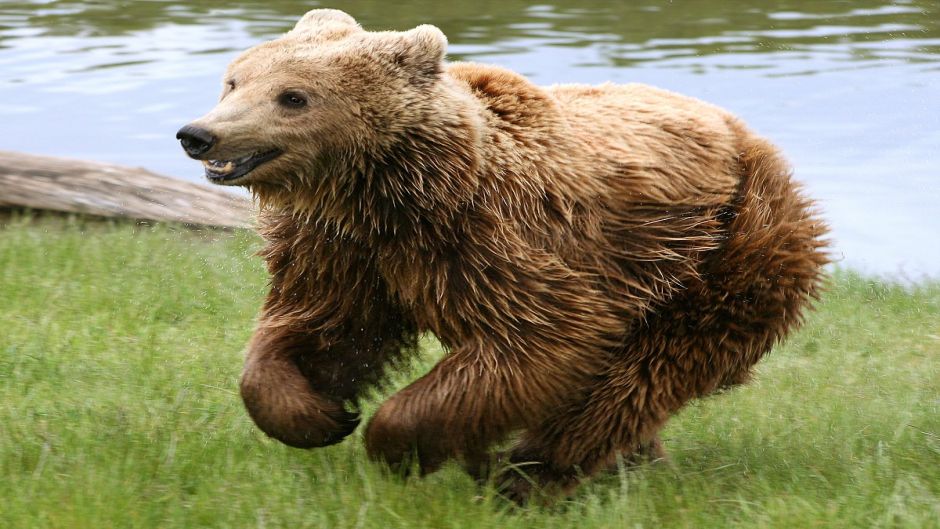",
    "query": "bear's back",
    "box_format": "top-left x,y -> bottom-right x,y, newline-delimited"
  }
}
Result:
447,62 -> 747,209
548,82 -> 744,207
